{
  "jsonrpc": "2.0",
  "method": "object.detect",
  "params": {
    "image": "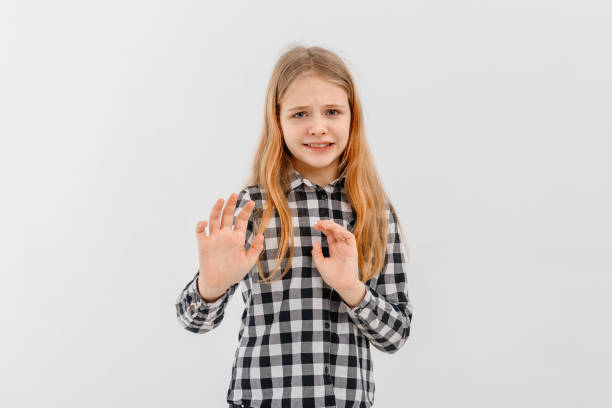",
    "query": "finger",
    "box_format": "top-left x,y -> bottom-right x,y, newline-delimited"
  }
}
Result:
319,220 -> 353,242
314,222 -> 336,244
311,240 -> 325,266
234,200 -> 255,233
314,222 -> 338,243
315,223 -> 341,244
220,192 -> 239,230
209,198 -> 225,233
196,220 -> 209,238
246,233 -> 265,264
